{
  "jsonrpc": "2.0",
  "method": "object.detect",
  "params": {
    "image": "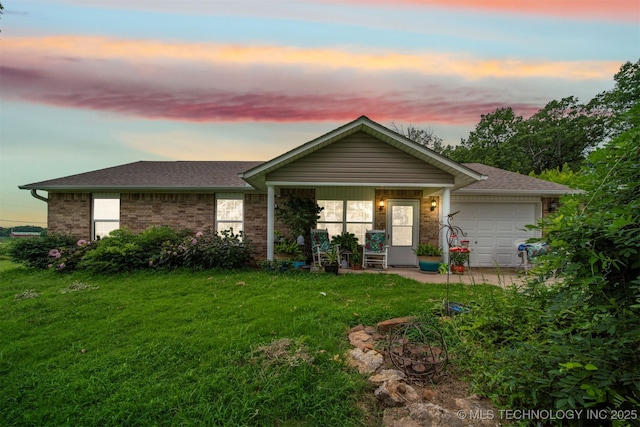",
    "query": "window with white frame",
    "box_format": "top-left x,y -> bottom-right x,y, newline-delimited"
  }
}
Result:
317,200 -> 373,242
93,193 -> 120,239
216,194 -> 244,234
